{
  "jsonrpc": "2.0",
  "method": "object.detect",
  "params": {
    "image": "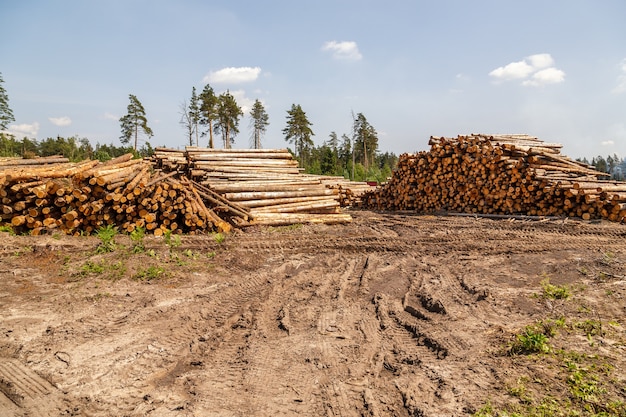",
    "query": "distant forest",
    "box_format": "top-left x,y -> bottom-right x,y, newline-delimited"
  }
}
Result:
0,133 -> 399,183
